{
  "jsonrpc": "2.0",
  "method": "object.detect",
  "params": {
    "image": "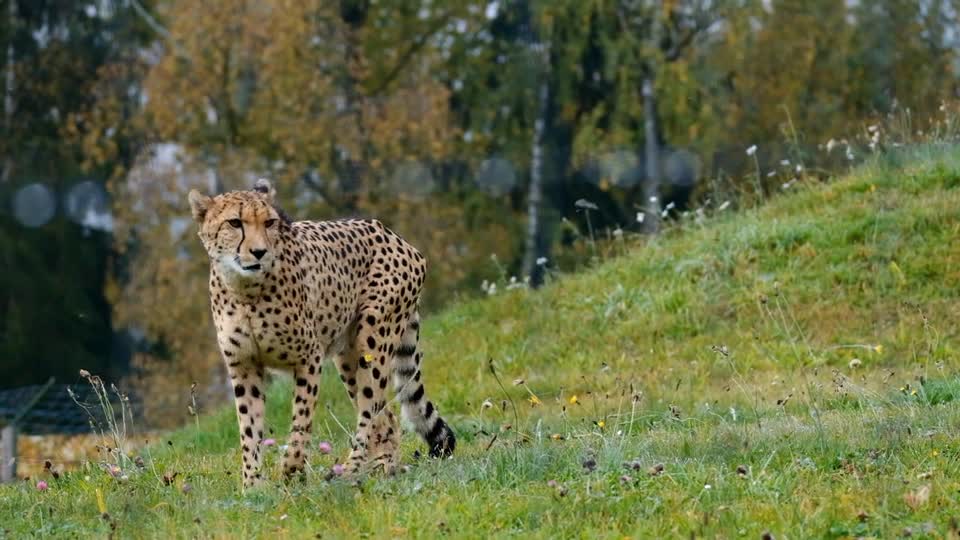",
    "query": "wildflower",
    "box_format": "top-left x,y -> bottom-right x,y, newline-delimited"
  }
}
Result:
704,484 -> 712,490
568,395 -> 579,405
363,353 -> 374,363
481,399 -> 493,410
931,449 -> 940,457
620,475 -> 633,484
746,145 -> 757,156
911,389 -> 918,396
36,480 -> 48,491
596,420 -> 606,429
648,464 -> 665,476
318,441 -> 332,454
528,395 -> 541,407
547,479 -> 558,488
108,465 -> 121,478
873,345 -> 884,354
795,164 -> 803,173
849,358 -> 862,369
575,198 -> 599,211
550,433 -> 563,441
331,464 -> 345,476
261,438 -> 276,447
